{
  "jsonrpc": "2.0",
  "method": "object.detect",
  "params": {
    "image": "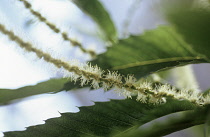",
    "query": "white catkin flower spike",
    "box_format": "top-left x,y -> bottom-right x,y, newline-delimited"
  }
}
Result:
125,75 -> 137,86
156,84 -> 174,96
102,82 -> 112,91
2,22 -> 210,106
86,63 -> 103,76
202,93 -> 210,105
106,71 -> 123,84
136,91 -> 147,103
91,79 -> 100,89
80,75 -> 89,86
138,81 -> 153,90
